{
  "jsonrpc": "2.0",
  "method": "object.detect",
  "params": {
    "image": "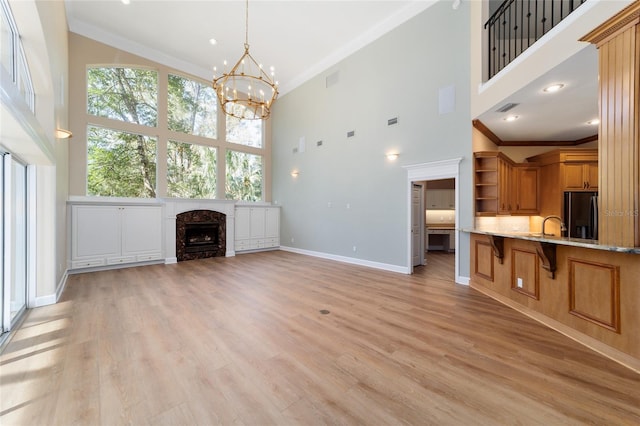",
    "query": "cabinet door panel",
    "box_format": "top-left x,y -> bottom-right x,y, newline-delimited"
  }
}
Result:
265,208 -> 280,239
563,163 -> 587,190
72,206 -> 120,259
235,208 -> 251,240
250,208 -> 266,239
498,159 -> 512,214
586,162 -> 598,190
121,206 -> 162,255
514,167 -> 539,213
